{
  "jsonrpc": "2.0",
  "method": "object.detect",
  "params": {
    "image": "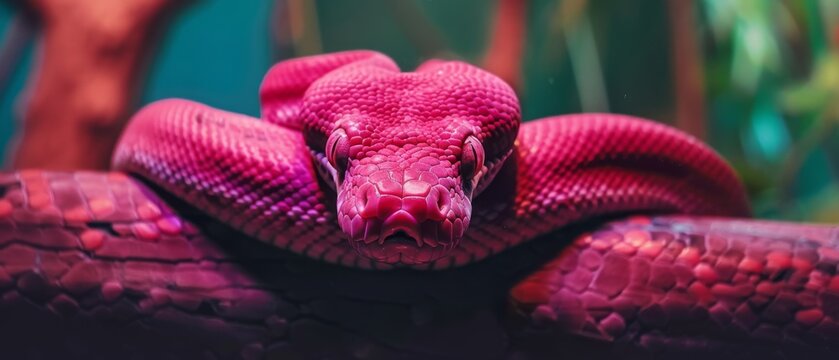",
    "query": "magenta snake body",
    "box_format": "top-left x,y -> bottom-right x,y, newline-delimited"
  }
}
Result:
1,51 -> 839,359
112,50 -> 749,268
